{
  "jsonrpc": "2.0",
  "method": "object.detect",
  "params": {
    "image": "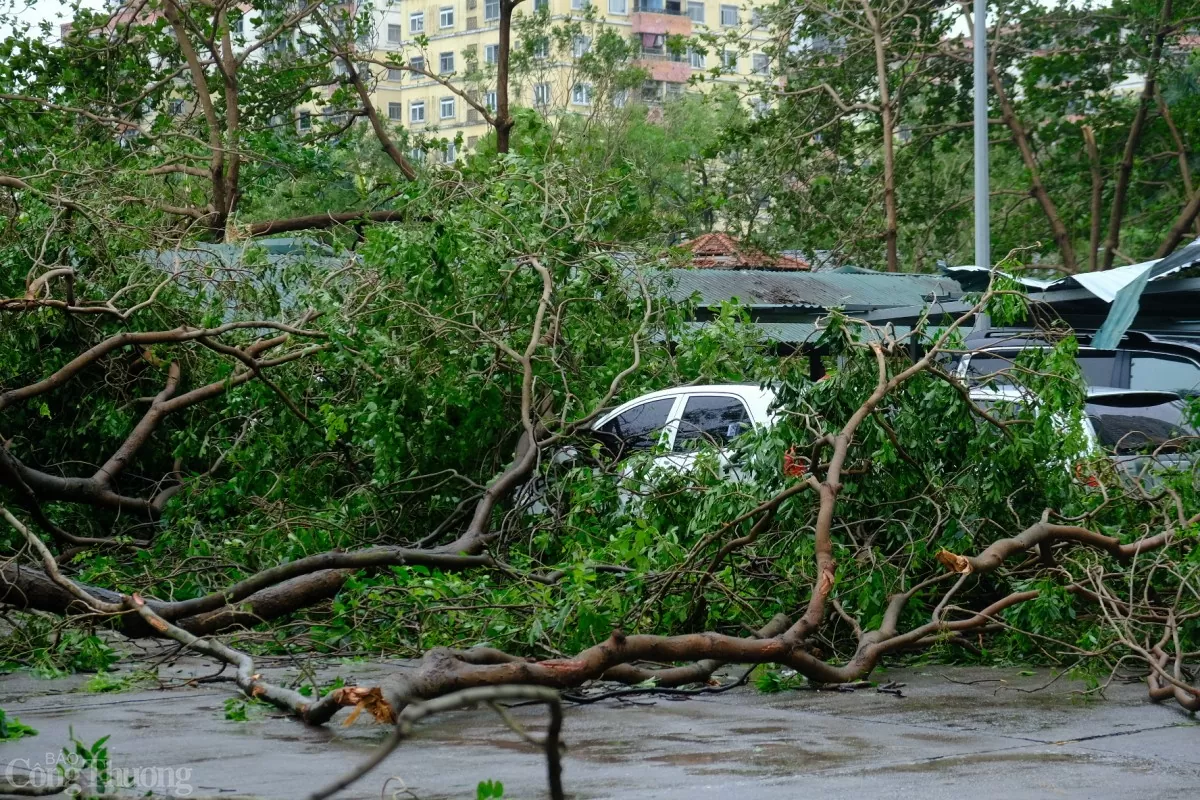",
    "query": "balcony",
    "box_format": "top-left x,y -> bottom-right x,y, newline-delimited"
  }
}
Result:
634,0 -> 684,13
630,0 -> 692,35
634,48 -> 693,82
